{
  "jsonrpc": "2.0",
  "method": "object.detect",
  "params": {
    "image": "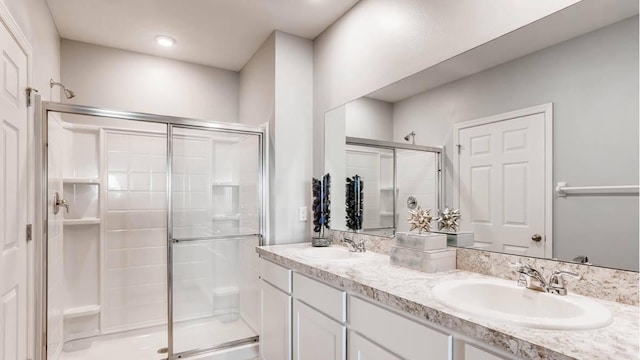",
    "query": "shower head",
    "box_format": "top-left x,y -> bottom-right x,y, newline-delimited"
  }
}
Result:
403,131 -> 416,144
64,88 -> 76,99
50,79 -> 76,99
